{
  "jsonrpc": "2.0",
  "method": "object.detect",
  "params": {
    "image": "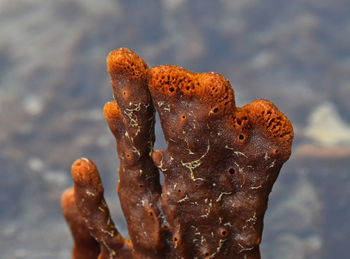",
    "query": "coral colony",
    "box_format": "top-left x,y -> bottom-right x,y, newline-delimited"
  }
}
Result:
61,48 -> 293,259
